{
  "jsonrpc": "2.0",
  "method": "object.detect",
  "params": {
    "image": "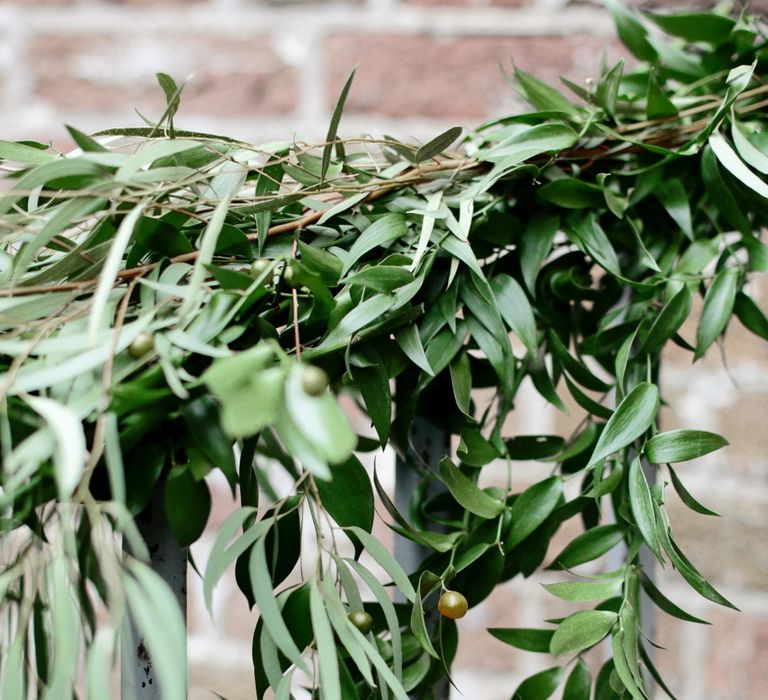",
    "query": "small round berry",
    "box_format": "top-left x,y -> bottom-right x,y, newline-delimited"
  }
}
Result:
128,331 -> 155,359
438,590 -> 468,619
348,611 -> 374,634
300,365 -> 329,396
